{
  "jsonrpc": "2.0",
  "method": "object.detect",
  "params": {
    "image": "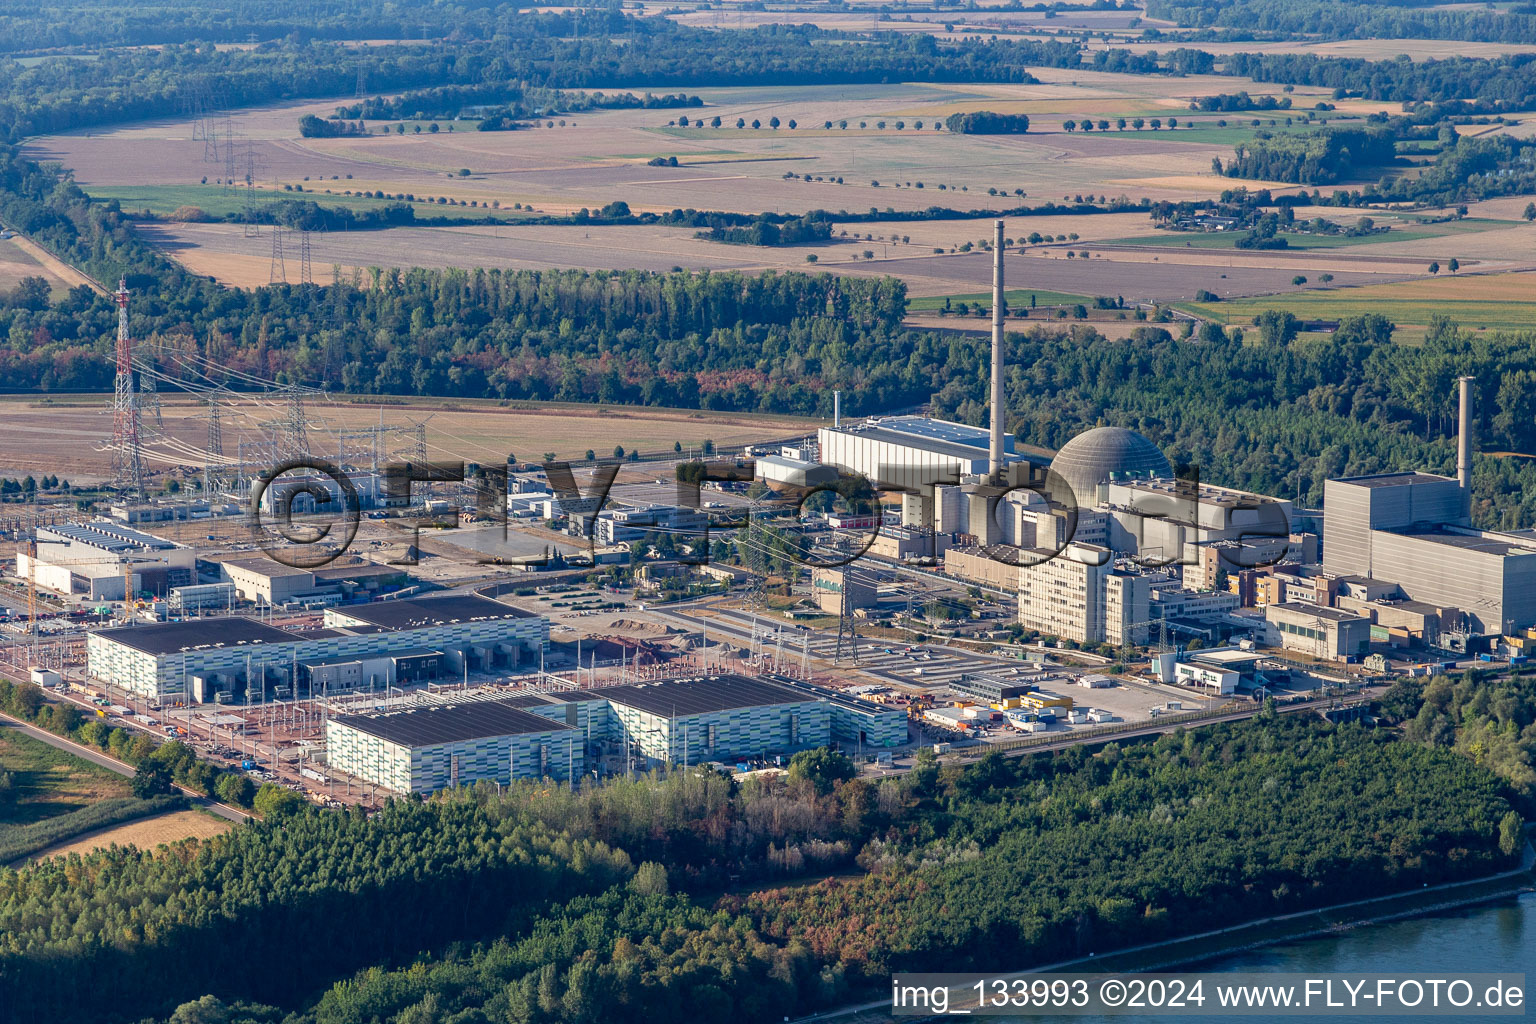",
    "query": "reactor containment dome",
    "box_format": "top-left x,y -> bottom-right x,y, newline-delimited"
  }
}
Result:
1049,426 -> 1172,506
